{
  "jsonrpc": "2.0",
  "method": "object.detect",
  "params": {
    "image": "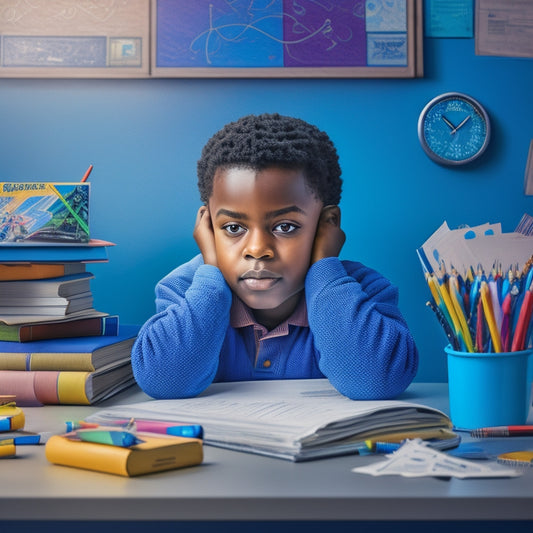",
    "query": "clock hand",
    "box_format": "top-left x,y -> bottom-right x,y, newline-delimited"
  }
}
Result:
452,115 -> 471,134
441,115 -> 456,131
